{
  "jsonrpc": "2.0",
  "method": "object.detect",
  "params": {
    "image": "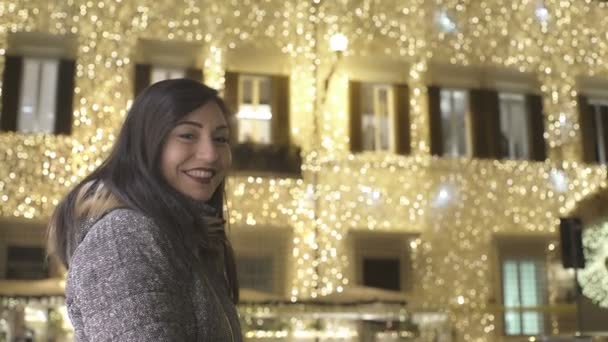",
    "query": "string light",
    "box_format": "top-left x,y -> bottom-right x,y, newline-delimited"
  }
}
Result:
1,0 -> 608,340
